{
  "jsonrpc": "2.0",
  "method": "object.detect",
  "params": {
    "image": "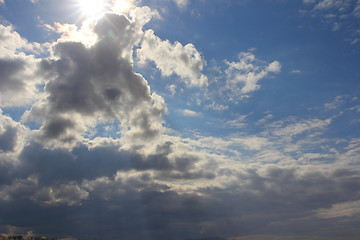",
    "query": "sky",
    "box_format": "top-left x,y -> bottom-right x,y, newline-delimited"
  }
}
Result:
0,0 -> 360,239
